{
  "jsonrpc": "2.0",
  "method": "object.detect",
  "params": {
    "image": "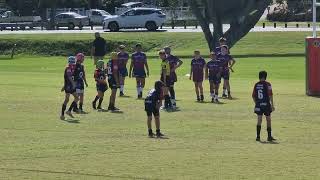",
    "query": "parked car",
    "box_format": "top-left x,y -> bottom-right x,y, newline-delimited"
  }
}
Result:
0,11 -> 41,30
86,9 -> 112,25
103,8 -> 166,32
52,12 -> 89,30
